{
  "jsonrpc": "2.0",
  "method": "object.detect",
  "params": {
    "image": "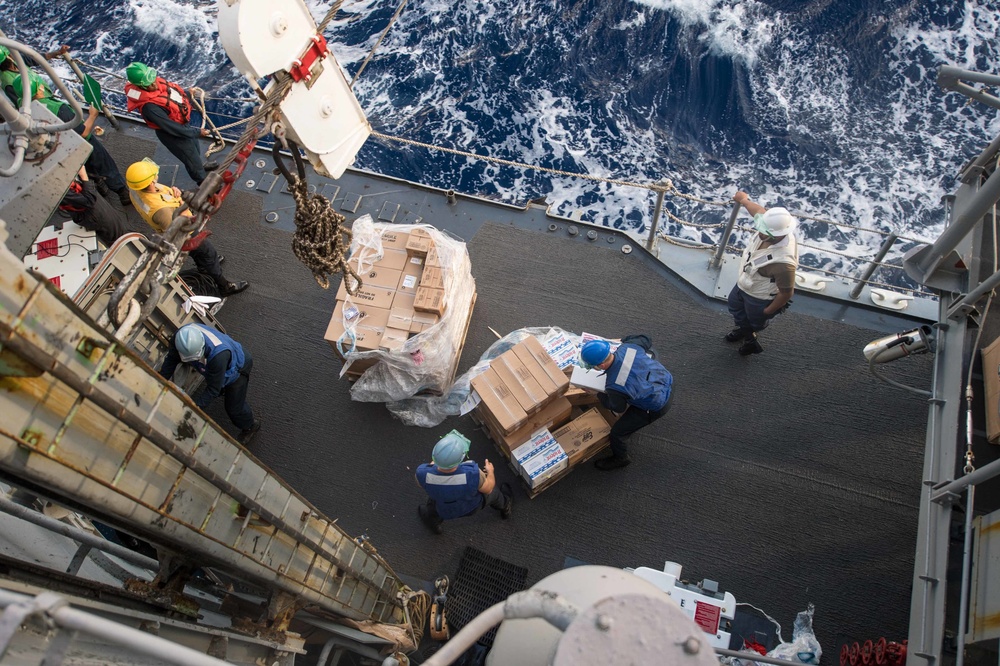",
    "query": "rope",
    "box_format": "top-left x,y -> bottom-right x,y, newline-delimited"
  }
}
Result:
188,86 -> 228,157
274,138 -> 360,290
350,0 -> 408,88
402,588 -> 430,645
